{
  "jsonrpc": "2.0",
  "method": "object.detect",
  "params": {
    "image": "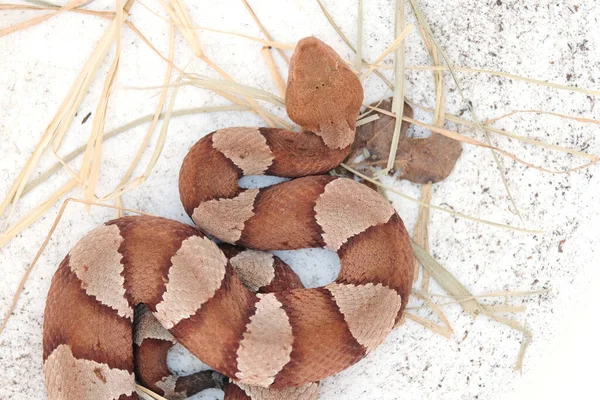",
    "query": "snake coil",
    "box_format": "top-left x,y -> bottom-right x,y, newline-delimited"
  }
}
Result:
43,37 -> 413,400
